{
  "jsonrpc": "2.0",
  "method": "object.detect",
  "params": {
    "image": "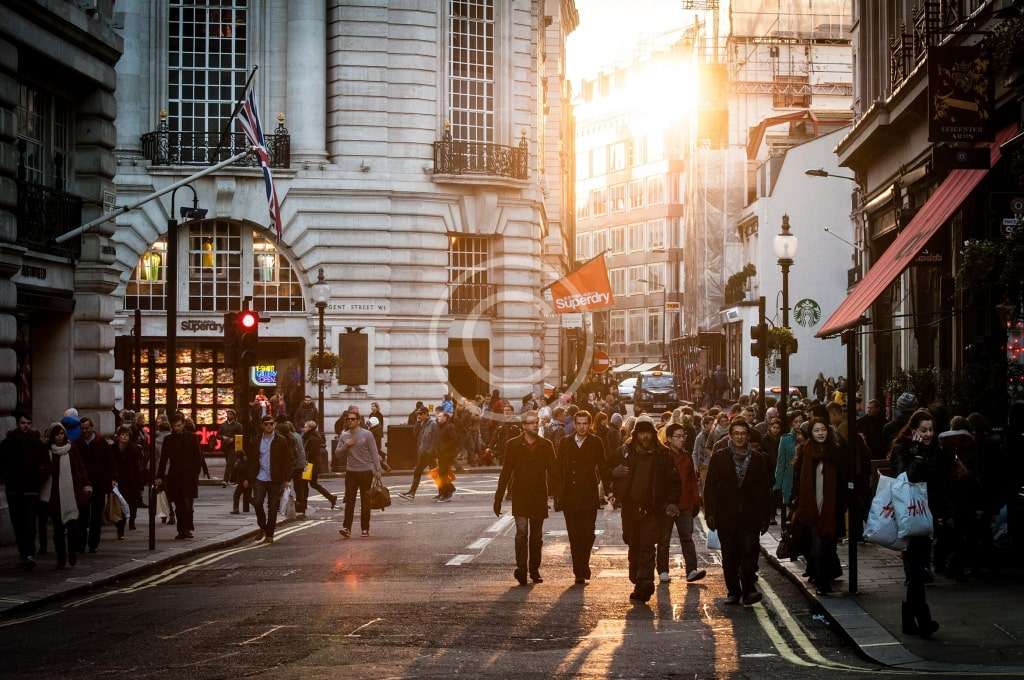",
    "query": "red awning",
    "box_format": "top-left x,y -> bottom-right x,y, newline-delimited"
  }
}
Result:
817,125 -> 1017,338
